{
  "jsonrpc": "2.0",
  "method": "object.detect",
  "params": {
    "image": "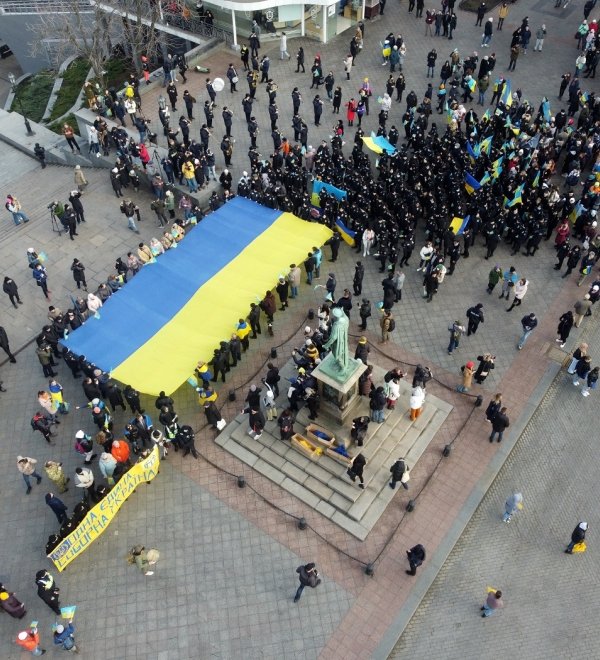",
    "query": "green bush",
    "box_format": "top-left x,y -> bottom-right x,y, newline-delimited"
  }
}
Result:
49,58 -> 90,122
11,71 -> 55,123
89,57 -> 137,93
